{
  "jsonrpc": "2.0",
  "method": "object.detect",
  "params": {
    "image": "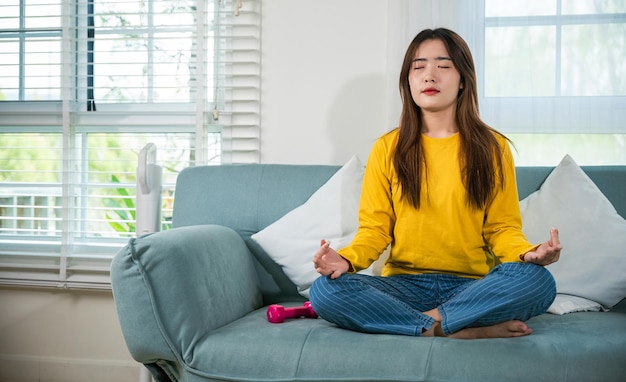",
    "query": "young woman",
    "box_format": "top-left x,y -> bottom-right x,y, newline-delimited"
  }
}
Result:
309,28 -> 562,339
